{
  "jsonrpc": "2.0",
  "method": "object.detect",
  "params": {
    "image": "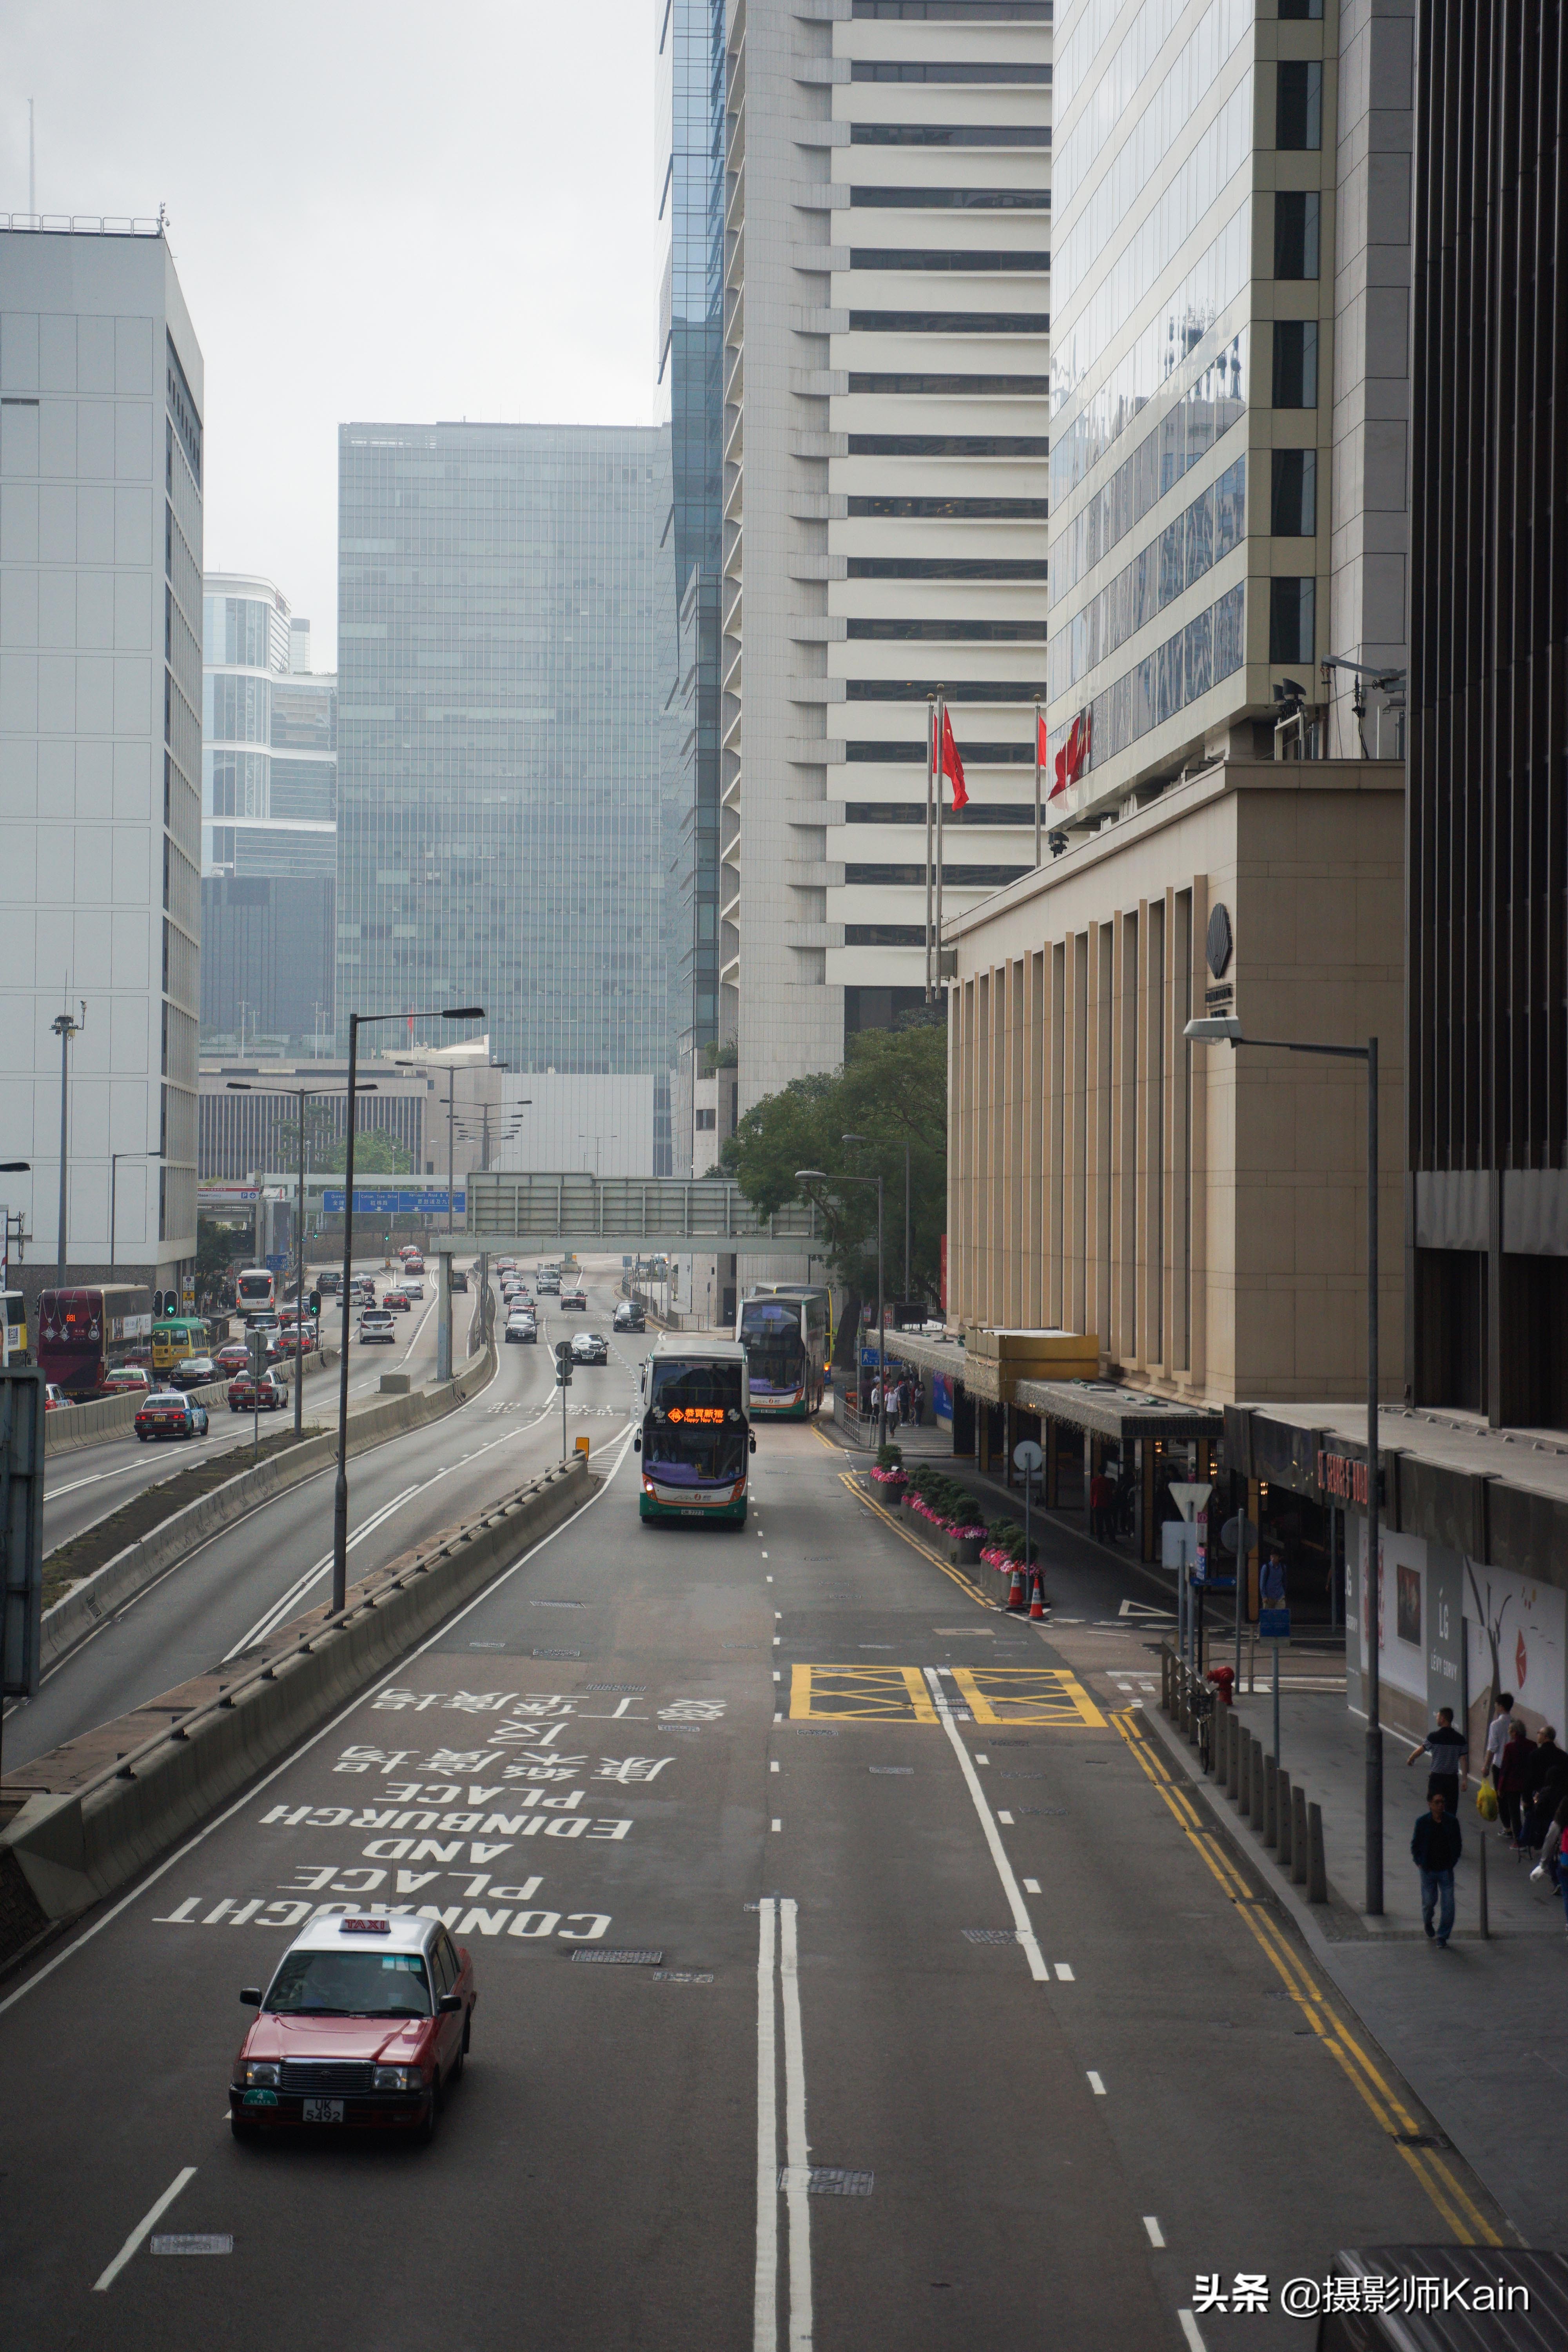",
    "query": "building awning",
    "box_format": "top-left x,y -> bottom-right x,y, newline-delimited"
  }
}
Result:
876,1328 -> 999,1397
1013,1378 -> 1224,1445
